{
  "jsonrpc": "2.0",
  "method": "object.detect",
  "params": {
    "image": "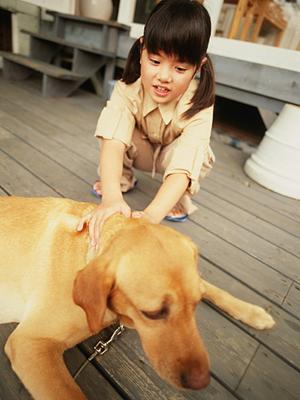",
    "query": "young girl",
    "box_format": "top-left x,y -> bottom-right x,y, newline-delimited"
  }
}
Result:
79,0 -> 215,246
